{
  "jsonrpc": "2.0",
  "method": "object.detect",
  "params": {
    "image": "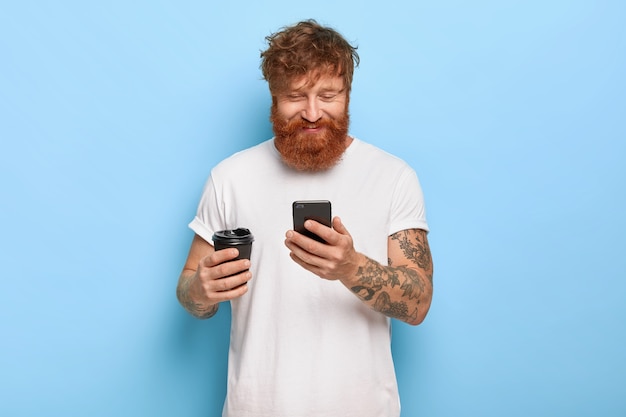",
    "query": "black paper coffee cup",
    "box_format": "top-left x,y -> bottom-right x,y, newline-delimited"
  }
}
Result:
212,228 -> 254,260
